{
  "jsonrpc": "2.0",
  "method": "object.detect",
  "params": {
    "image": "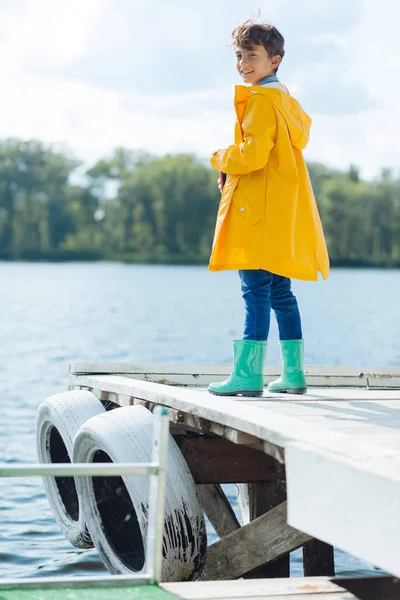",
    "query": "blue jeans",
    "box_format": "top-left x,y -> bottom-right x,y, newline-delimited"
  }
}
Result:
238,269 -> 302,341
